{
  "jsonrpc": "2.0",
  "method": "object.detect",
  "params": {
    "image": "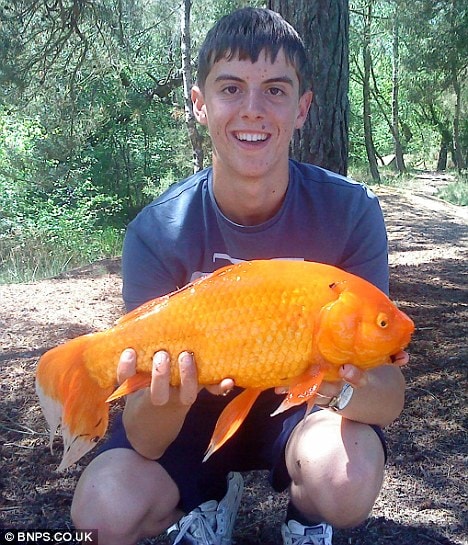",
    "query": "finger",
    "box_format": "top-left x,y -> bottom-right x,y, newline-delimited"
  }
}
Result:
179,352 -> 199,405
339,364 -> 368,388
205,378 -> 235,396
117,348 -> 137,384
150,351 -> 171,405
